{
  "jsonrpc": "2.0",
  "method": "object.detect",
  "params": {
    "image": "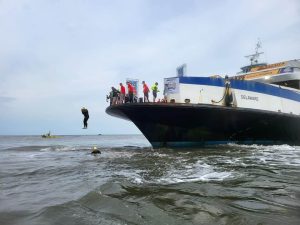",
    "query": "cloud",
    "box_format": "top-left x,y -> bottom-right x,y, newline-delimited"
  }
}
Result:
0,96 -> 16,103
